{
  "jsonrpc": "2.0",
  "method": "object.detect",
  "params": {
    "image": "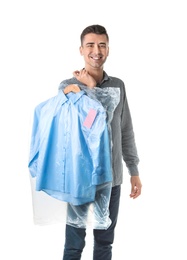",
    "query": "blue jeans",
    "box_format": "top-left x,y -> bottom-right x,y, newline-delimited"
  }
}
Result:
62,185 -> 121,260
